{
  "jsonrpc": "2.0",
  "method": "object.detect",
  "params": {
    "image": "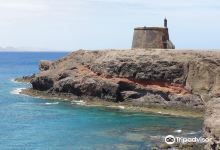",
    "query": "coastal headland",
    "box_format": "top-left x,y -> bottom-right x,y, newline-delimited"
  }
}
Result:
17,49 -> 220,149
